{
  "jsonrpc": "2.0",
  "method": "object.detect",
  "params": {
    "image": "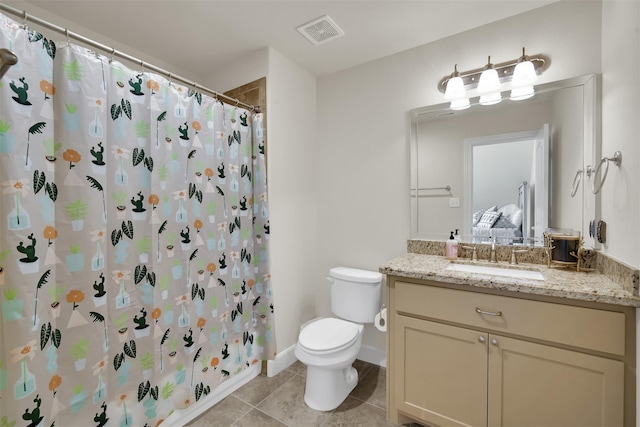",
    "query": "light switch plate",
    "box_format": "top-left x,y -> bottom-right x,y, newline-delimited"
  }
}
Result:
449,197 -> 460,208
